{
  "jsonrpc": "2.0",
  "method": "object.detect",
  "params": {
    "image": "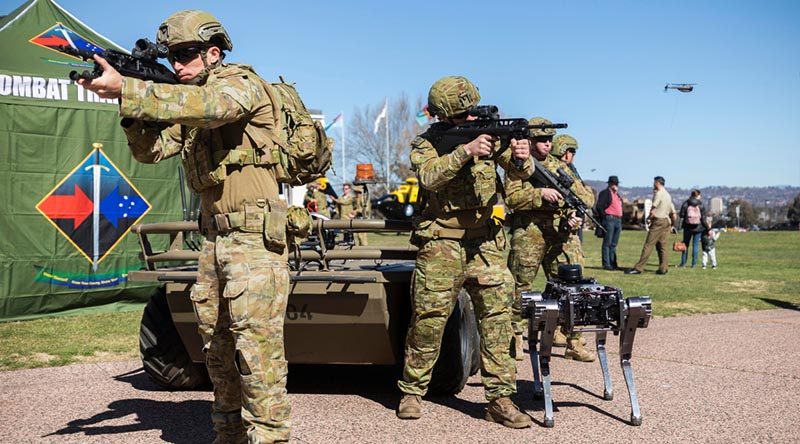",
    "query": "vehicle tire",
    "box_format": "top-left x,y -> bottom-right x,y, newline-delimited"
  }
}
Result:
139,289 -> 210,390
429,290 -> 479,395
